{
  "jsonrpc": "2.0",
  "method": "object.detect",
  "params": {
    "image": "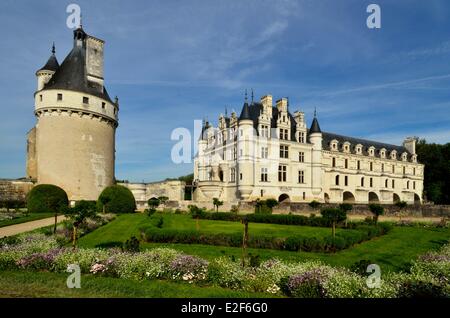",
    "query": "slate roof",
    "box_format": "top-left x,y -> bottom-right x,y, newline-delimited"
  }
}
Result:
322,131 -> 410,156
38,54 -> 59,72
41,28 -> 113,103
